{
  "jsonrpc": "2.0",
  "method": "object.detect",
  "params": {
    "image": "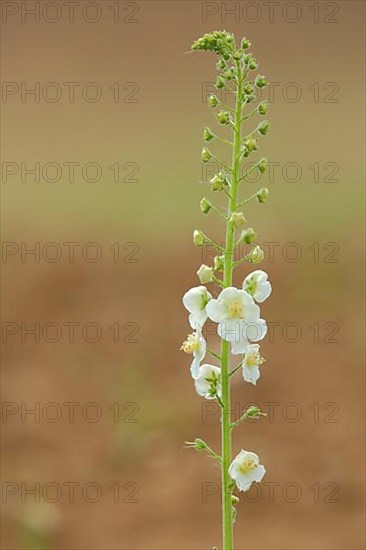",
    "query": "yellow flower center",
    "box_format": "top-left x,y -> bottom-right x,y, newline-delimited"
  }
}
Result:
180,334 -> 200,354
239,458 -> 257,474
228,300 -> 243,318
246,352 -> 261,366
